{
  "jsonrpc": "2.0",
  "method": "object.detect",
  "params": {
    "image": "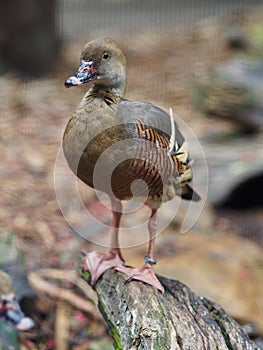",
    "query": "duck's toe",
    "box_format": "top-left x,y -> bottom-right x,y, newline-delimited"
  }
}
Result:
115,264 -> 164,293
82,250 -> 124,285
